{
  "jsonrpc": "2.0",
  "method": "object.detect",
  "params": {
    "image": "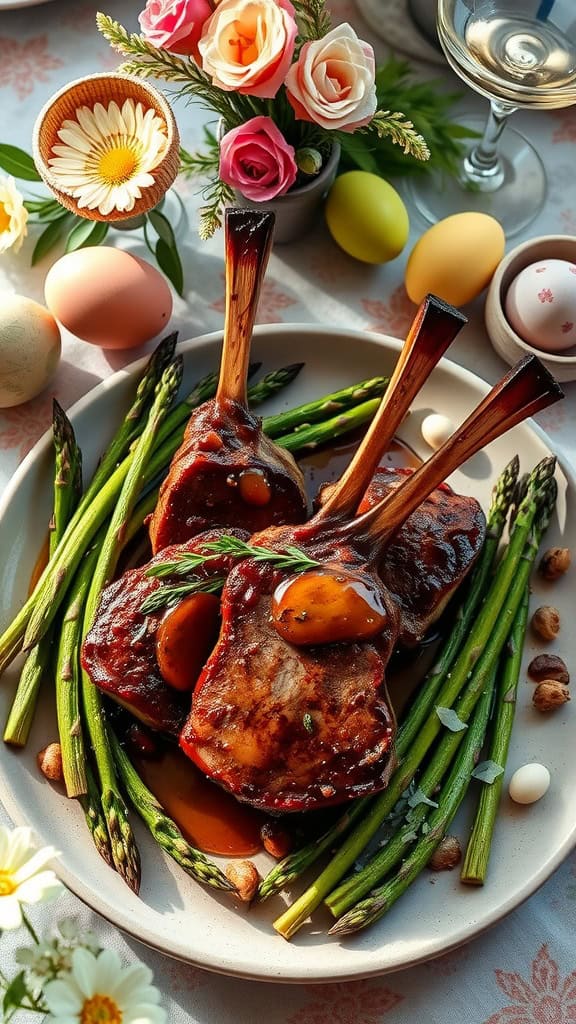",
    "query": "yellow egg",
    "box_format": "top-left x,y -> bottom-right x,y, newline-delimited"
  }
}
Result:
45,247 -> 173,350
325,172 -> 409,264
405,212 -> 505,307
0,295 -> 61,408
